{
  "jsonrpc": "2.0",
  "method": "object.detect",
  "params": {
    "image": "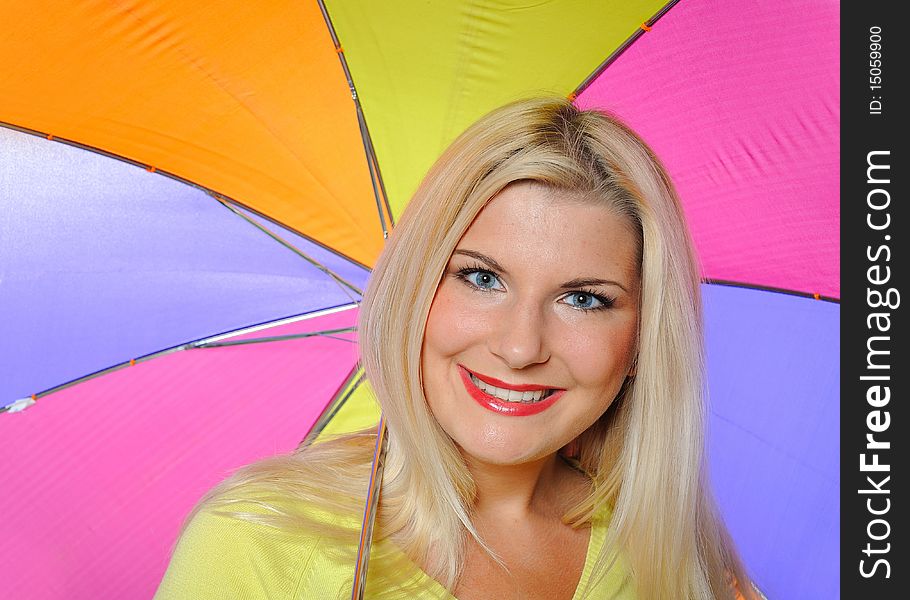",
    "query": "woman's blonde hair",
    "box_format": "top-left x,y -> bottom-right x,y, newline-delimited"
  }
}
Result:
192,97 -> 757,599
